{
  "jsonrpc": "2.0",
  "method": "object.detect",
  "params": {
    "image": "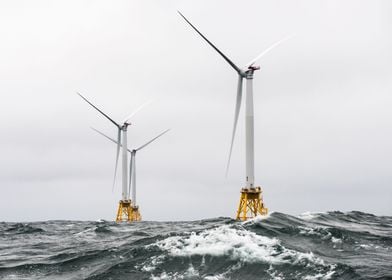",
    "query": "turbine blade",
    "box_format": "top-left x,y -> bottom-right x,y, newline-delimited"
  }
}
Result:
91,127 -> 118,145
91,127 -> 132,153
245,34 -> 294,68
132,155 -> 136,204
136,129 -> 170,151
226,75 -> 243,176
128,154 -> 133,201
77,92 -> 119,128
112,129 -> 121,192
178,11 -> 242,74
123,100 -> 154,124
